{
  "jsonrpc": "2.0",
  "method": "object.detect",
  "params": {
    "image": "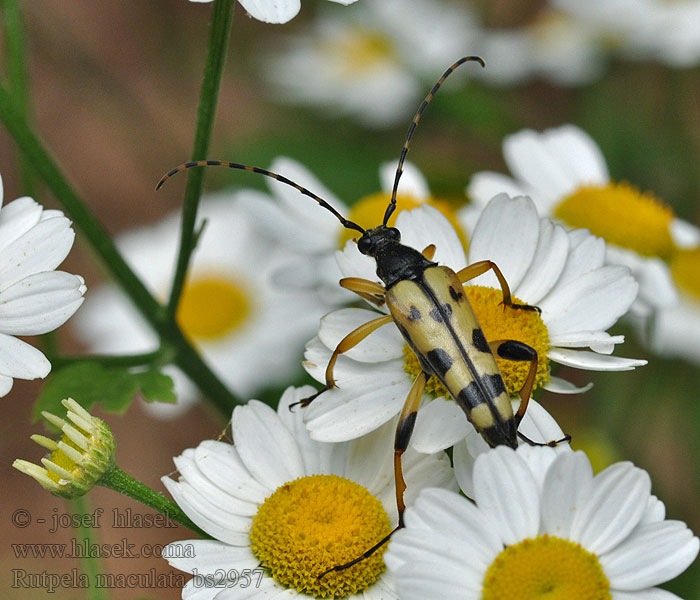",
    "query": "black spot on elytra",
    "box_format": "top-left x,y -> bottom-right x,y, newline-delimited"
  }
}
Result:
407,305 -> 422,321
472,328 -> 490,353
429,303 -> 452,323
449,286 -> 464,302
426,348 -> 453,377
457,382 -> 482,410
457,373 -> 507,409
